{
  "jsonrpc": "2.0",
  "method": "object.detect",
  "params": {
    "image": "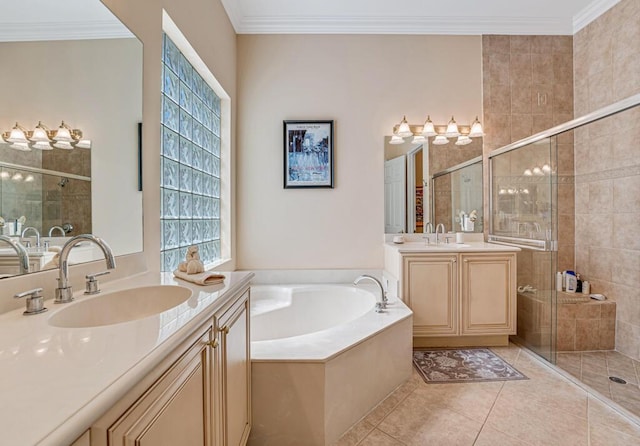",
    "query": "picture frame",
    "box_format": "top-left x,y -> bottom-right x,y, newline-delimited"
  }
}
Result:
283,120 -> 334,188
